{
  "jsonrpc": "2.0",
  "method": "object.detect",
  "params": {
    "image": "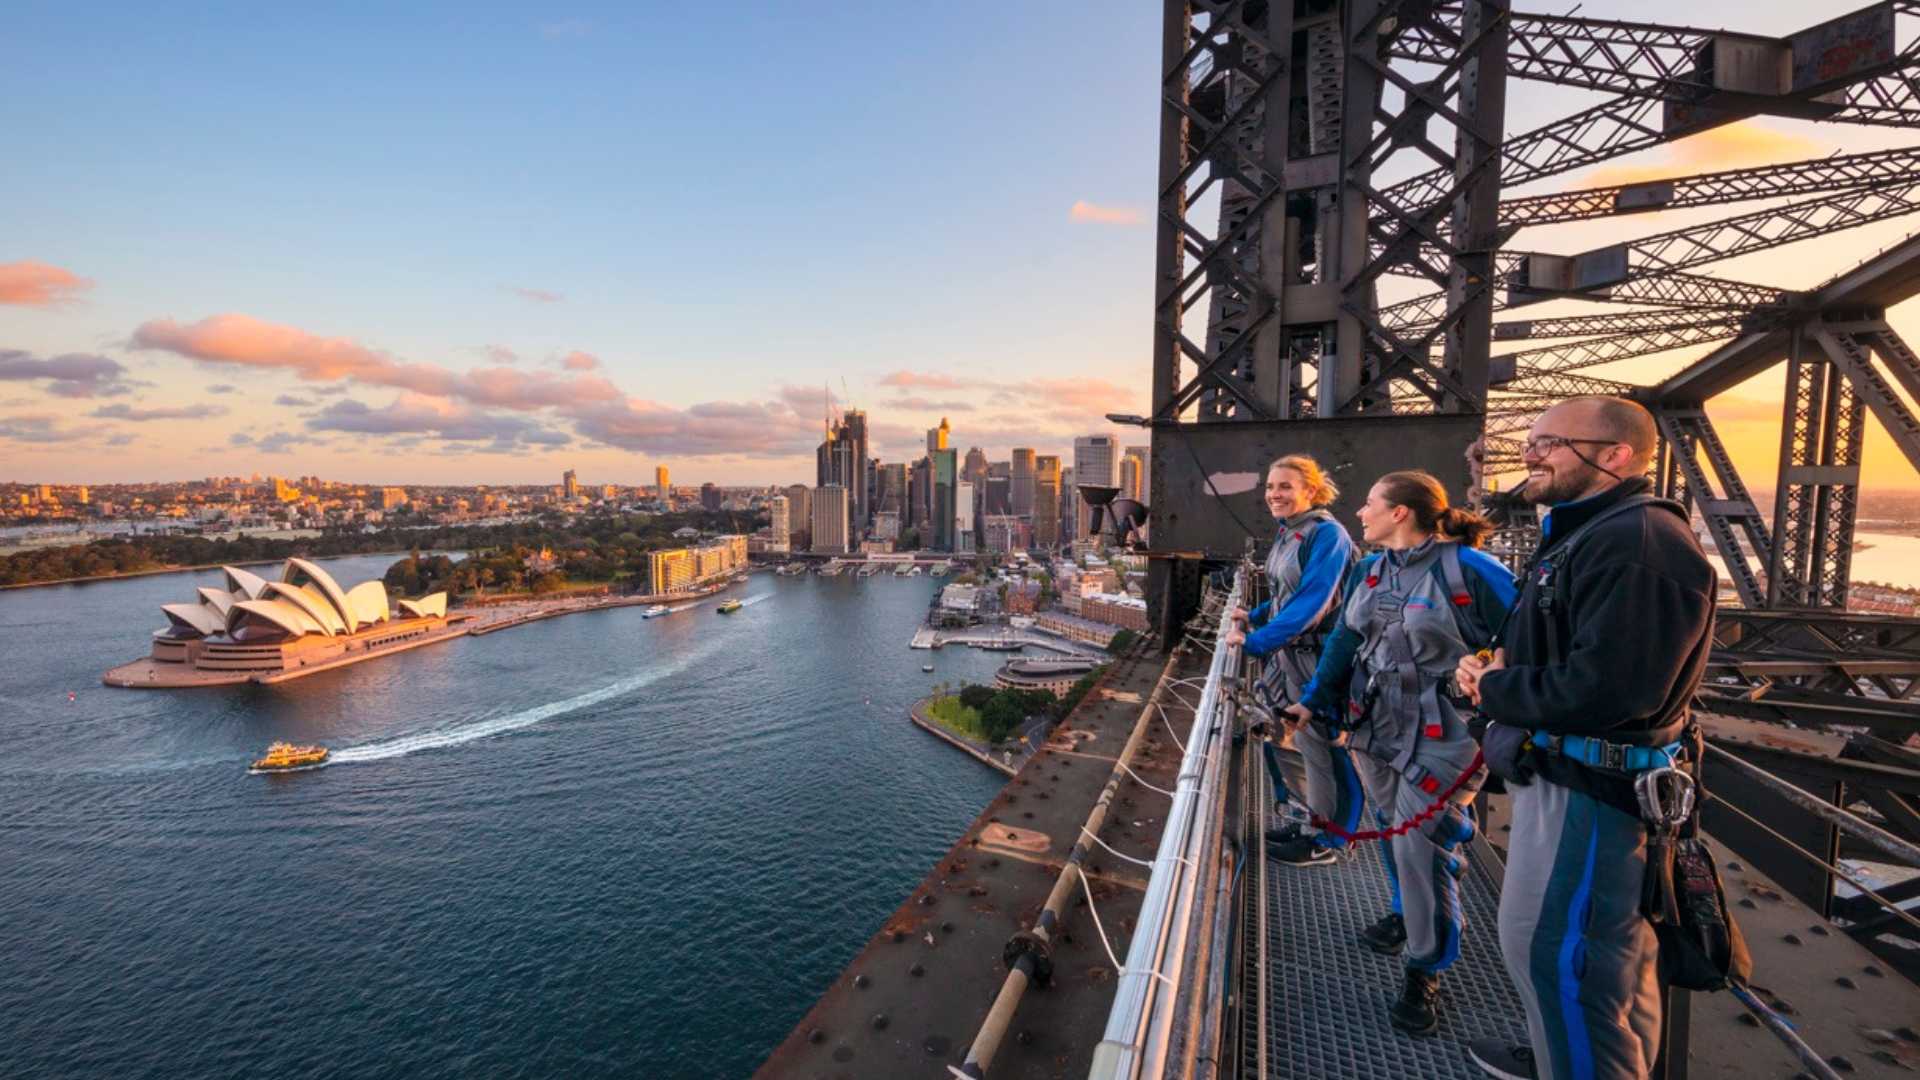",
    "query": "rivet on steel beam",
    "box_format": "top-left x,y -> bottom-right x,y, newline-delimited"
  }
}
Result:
1864,965 -> 1885,978
1836,976 -> 1858,989
941,921 -> 955,932
854,973 -> 871,989
807,1028 -> 825,1044
1784,933 -> 1804,945
1016,1029 -> 1034,1046
910,962 -> 925,977
1809,924 -> 1830,936
872,1014 -> 889,1031
919,894 -> 936,906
